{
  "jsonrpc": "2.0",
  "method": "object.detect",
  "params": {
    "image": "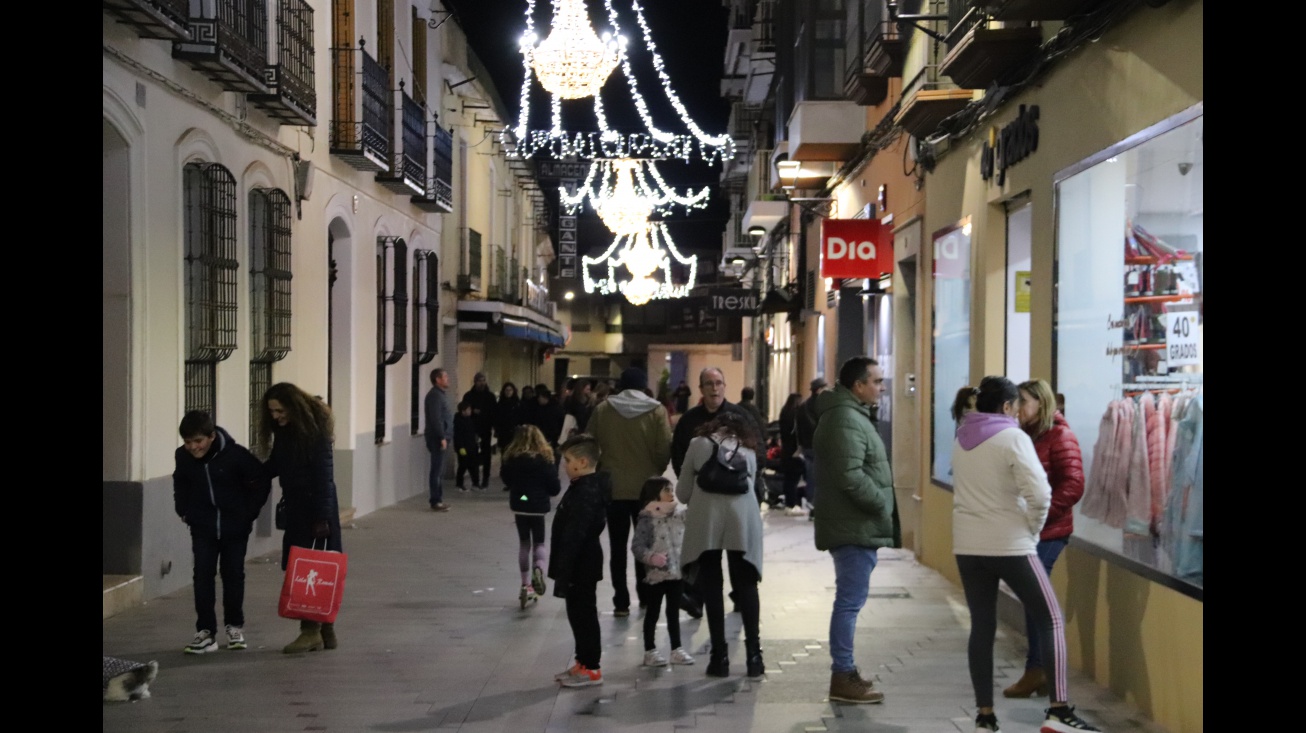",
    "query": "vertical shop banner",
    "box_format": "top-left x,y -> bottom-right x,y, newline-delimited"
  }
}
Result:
557,178 -> 578,280
820,219 -> 892,280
